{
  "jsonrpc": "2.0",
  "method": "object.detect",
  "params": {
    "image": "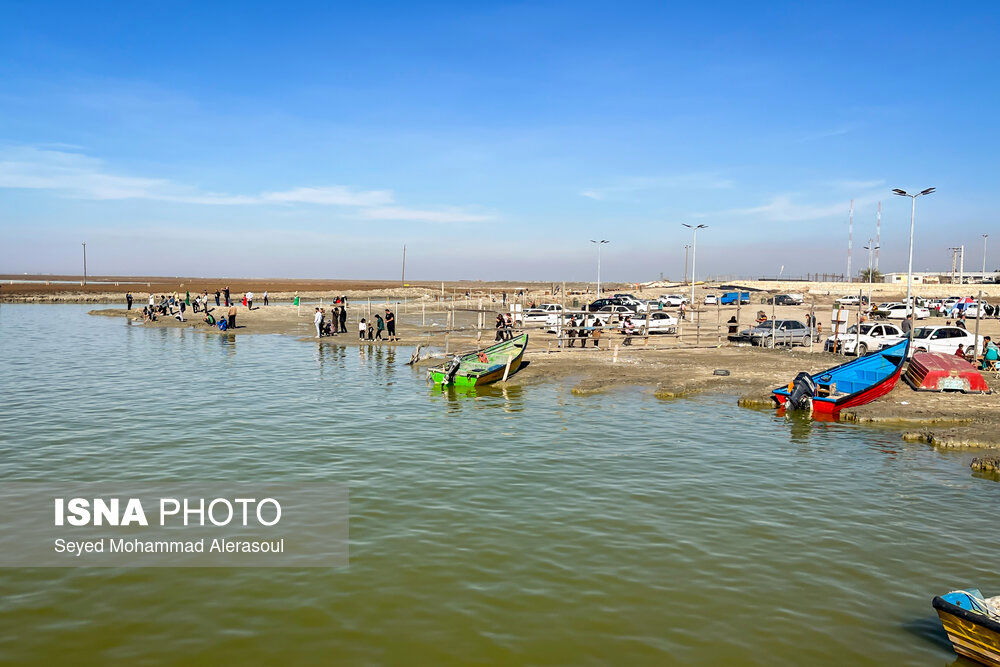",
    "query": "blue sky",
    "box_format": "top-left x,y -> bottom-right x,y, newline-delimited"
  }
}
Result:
1,1 -> 997,281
